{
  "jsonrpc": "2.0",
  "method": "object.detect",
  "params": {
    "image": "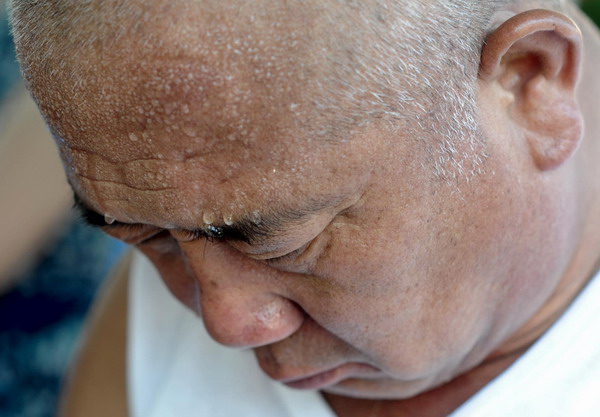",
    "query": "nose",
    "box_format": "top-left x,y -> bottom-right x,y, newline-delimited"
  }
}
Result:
182,241 -> 305,348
